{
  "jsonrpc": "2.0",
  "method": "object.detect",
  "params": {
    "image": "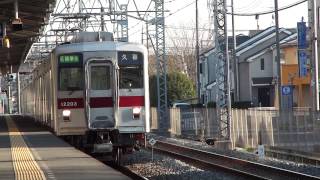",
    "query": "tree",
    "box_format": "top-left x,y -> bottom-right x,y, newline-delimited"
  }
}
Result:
149,71 -> 196,107
147,22 -> 213,81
